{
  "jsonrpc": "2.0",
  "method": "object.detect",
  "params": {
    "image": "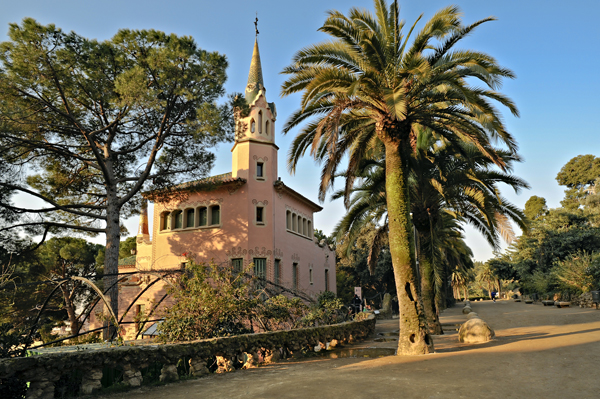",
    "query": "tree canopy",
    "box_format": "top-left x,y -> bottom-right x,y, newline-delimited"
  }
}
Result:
0,18 -> 233,327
